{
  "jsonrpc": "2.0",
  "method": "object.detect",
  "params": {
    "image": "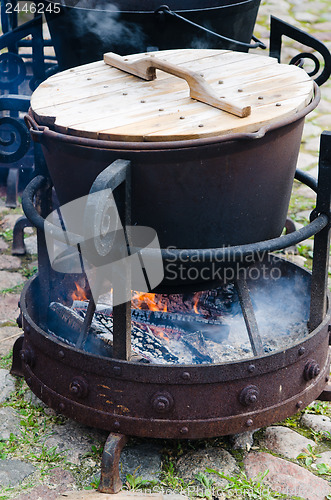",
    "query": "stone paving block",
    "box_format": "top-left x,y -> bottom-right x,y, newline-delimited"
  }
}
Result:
244,452 -> 331,500
1,214 -> 22,231
0,271 -> 25,292
0,254 -> 21,269
0,293 -> 20,323
0,368 -> 16,402
303,122 -> 323,140
316,451 -> 331,467
24,235 -> 38,255
0,325 -> 22,356
0,238 -> 8,251
303,136 -> 321,152
120,443 -> 162,483
176,447 -> 238,487
44,420 -> 108,465
296,151 -> 318,171
261,426 -> 315,459
314,115 -> 331,127
301,413 -> 331,434
15,468 -> 76,500
0,459 -> 36,487
24,388 -> 47,408
0,406 -> 21,440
